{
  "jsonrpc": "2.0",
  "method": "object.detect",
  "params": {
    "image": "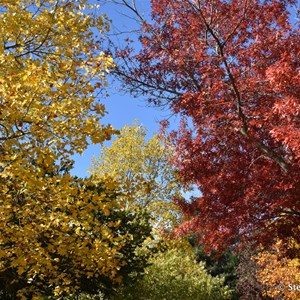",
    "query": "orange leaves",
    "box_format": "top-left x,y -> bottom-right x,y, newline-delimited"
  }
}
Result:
255,239 -> 300,299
